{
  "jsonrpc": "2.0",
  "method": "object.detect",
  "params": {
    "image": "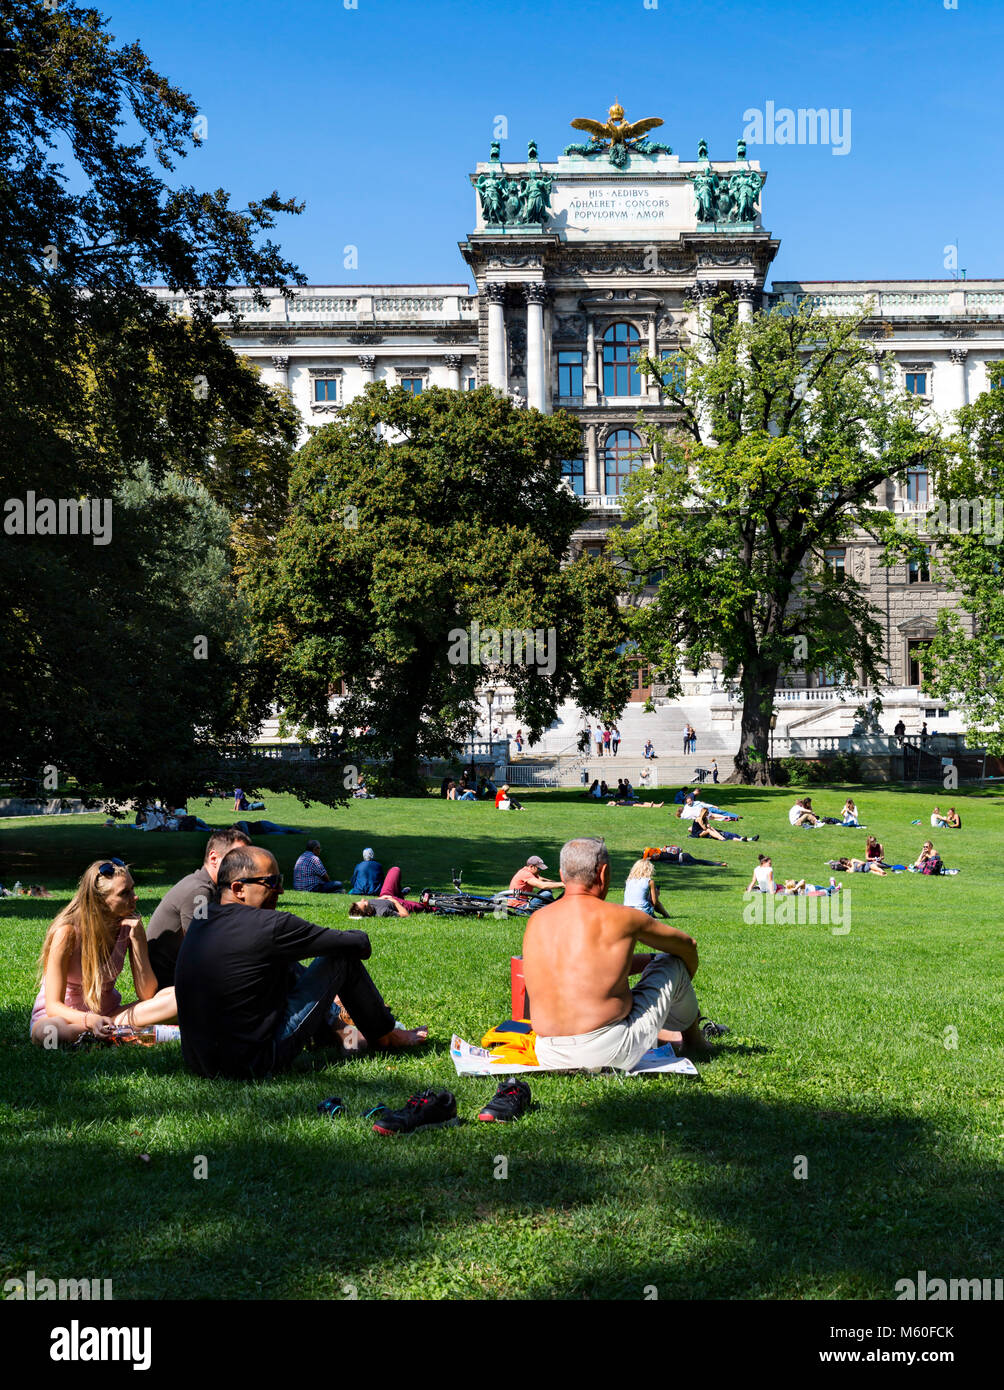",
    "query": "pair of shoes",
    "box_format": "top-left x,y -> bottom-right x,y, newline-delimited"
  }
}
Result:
317,1095 -> 347,1118
371,1080 -> 533,1135
372,1089 -> 460,1135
